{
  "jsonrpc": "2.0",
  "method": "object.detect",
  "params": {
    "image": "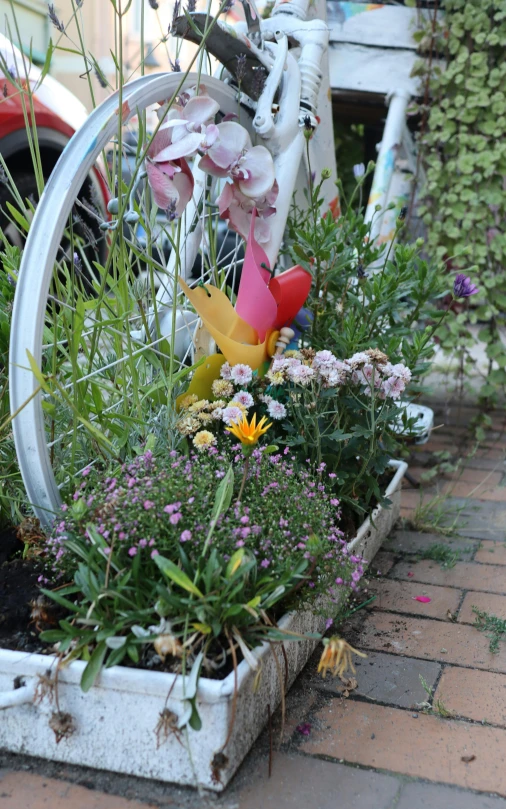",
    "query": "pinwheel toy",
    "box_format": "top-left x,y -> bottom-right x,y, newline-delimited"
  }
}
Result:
179,209 -> 312,372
